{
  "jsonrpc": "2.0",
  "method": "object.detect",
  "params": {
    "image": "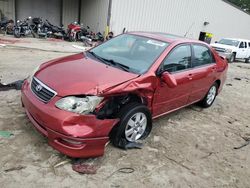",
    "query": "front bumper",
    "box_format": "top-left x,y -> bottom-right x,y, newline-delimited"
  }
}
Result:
21,80 -> 119,158
216,51 -> 232,59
